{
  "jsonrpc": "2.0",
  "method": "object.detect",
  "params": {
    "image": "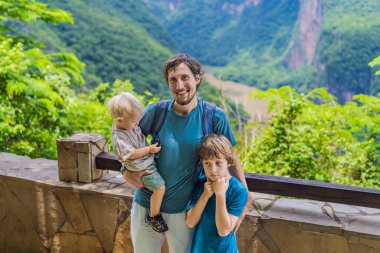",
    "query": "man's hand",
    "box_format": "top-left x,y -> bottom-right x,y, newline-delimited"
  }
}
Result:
234,192 -> 253,233
123,169 -> 153,188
